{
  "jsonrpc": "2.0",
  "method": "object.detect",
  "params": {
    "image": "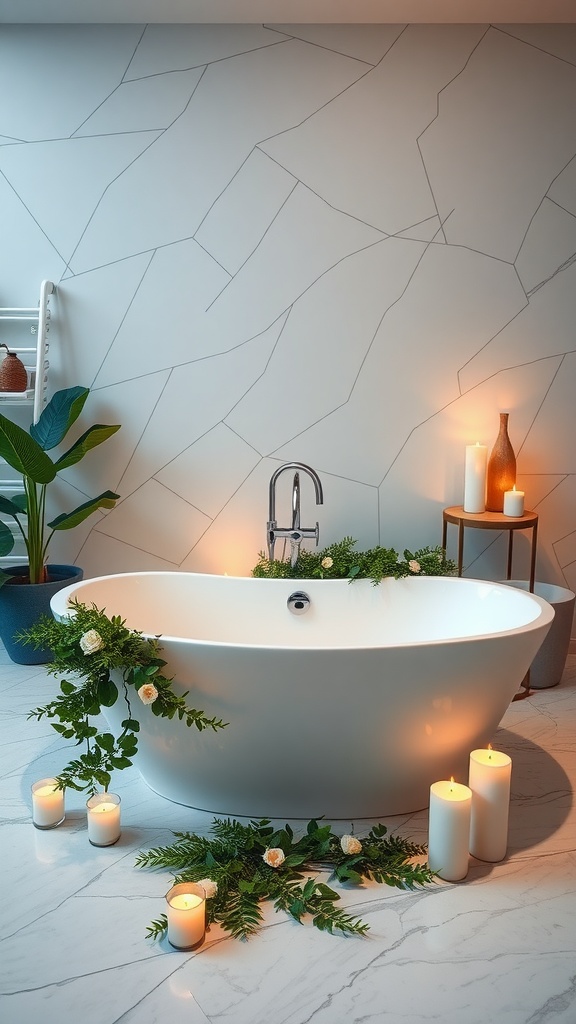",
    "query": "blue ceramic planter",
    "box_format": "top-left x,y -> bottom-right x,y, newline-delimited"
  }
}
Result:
0,565 -> 84,664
